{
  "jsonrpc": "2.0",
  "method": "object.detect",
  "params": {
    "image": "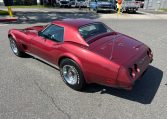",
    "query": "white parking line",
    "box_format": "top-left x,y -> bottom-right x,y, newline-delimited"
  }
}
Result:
0,24 -> 8,27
